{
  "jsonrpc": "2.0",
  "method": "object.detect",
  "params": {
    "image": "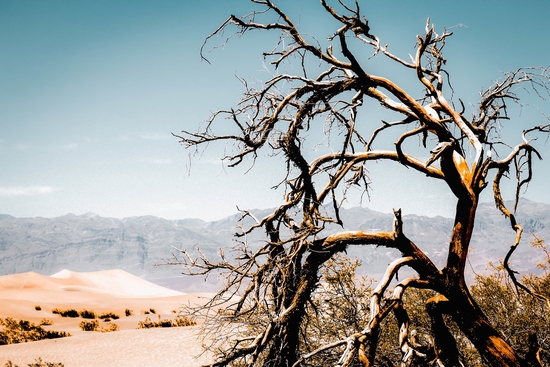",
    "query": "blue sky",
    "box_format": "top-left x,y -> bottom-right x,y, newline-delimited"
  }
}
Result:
1,0 -> 550,220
